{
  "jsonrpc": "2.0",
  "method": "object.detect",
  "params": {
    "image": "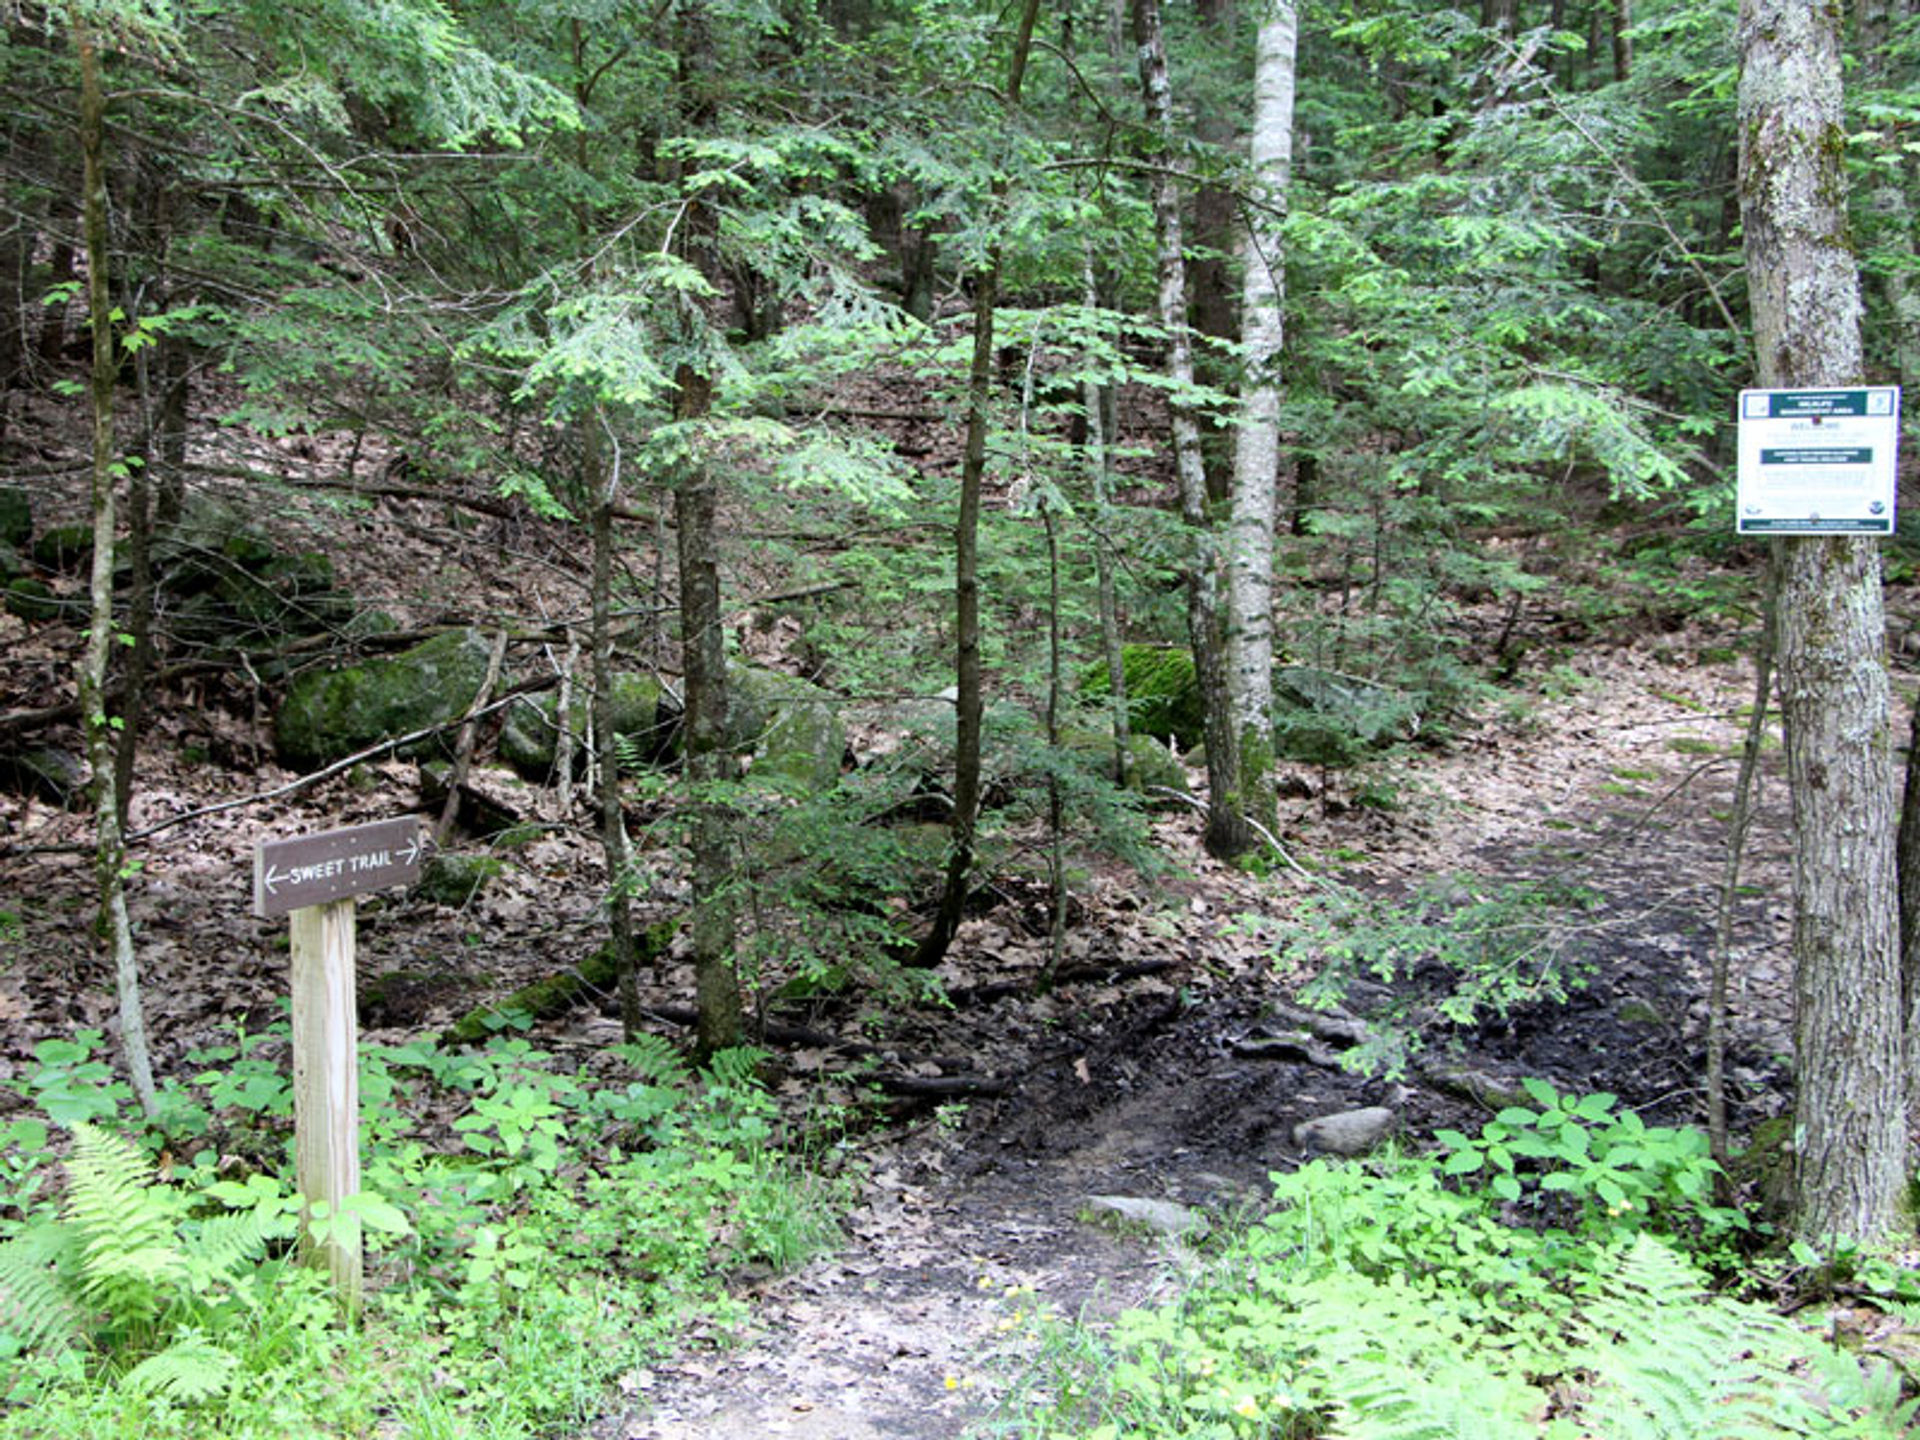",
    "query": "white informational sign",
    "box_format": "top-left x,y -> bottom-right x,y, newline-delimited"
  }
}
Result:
1736,387 -> 1901,535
